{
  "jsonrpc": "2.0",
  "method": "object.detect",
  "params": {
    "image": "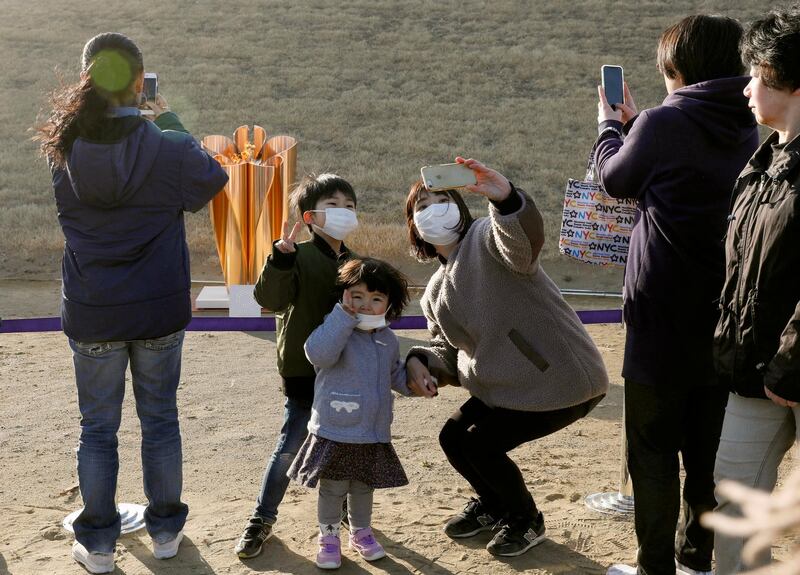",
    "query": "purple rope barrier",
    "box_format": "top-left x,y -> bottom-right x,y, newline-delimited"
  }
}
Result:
0,309 -> 621,334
